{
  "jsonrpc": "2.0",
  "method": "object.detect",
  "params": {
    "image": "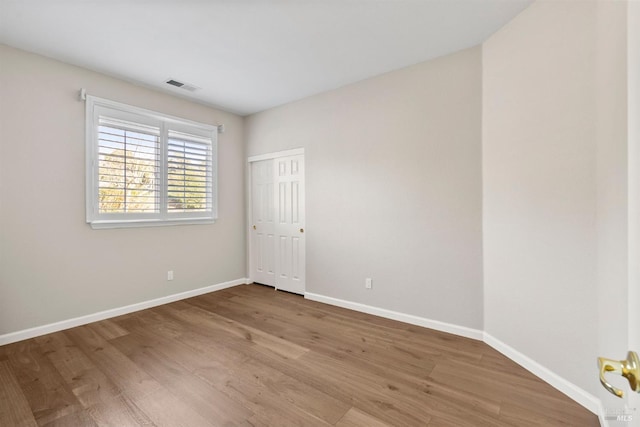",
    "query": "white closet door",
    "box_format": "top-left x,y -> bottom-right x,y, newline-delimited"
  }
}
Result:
274,155 -> 305,294
250,160 -> 276,286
